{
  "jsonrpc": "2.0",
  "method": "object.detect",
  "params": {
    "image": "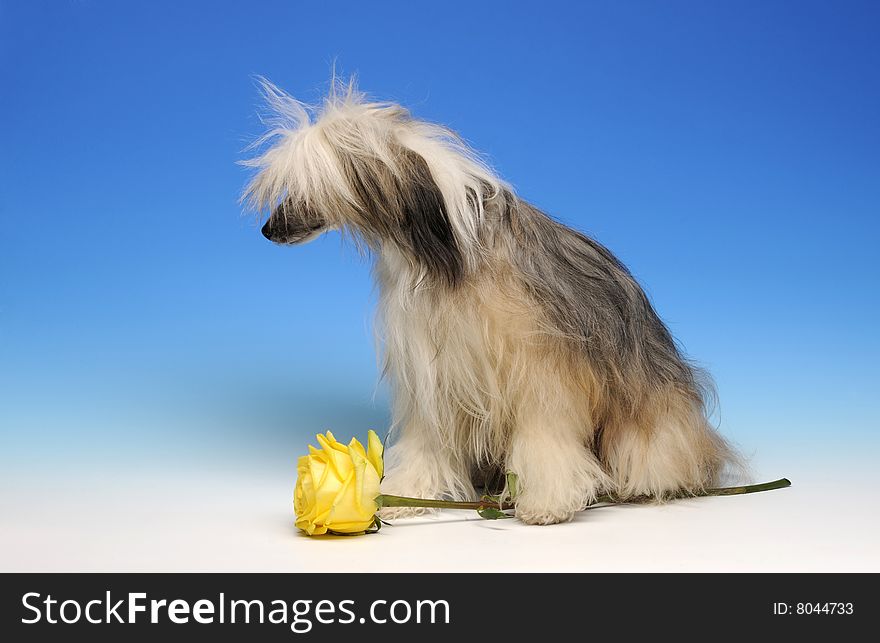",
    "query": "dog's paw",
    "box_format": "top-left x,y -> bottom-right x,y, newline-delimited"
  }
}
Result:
515,506 -> 575,525
377,505 -> 437,521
